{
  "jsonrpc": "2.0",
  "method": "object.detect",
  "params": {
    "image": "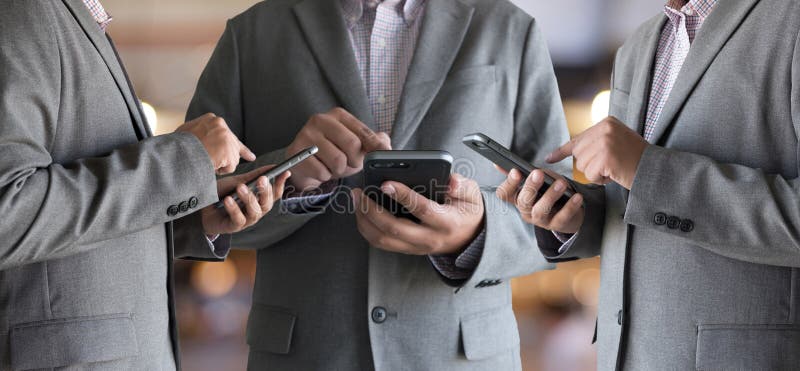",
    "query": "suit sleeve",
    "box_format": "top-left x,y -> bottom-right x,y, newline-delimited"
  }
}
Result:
621,30 -> 800,267
533,49 -> 625,263
185,21 -> 327,251
0,1 -> 218,270
458,19 -> 569,291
